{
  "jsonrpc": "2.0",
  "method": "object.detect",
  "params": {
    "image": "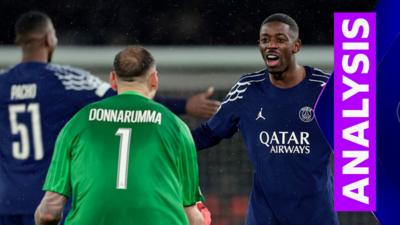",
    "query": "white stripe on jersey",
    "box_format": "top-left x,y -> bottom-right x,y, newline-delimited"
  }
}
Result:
221,72 -> 266,106
311,73 -> 330,79
308,79 -> 326,87
313,68 -> 331,76
308,68 -> 330,87
96,83 -> 111,97
54,72 -> 101,90
48,64 -> 110,97
0,68 -> 8,75
240,71 -> 265,81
